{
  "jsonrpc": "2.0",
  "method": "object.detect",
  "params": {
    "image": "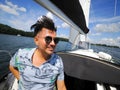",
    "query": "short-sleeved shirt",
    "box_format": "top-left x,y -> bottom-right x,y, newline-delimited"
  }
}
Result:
10,48 -> 64,90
